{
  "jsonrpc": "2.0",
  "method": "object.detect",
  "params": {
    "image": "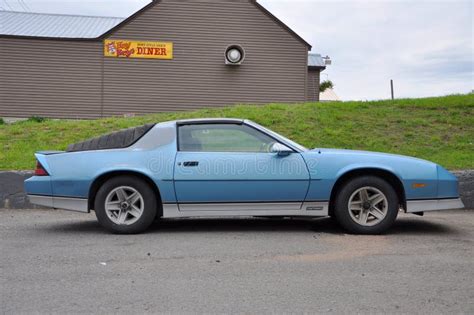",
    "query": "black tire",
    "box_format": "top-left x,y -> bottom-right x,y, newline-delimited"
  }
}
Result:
94,176 -> 157,234
333,176 -> 399,234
